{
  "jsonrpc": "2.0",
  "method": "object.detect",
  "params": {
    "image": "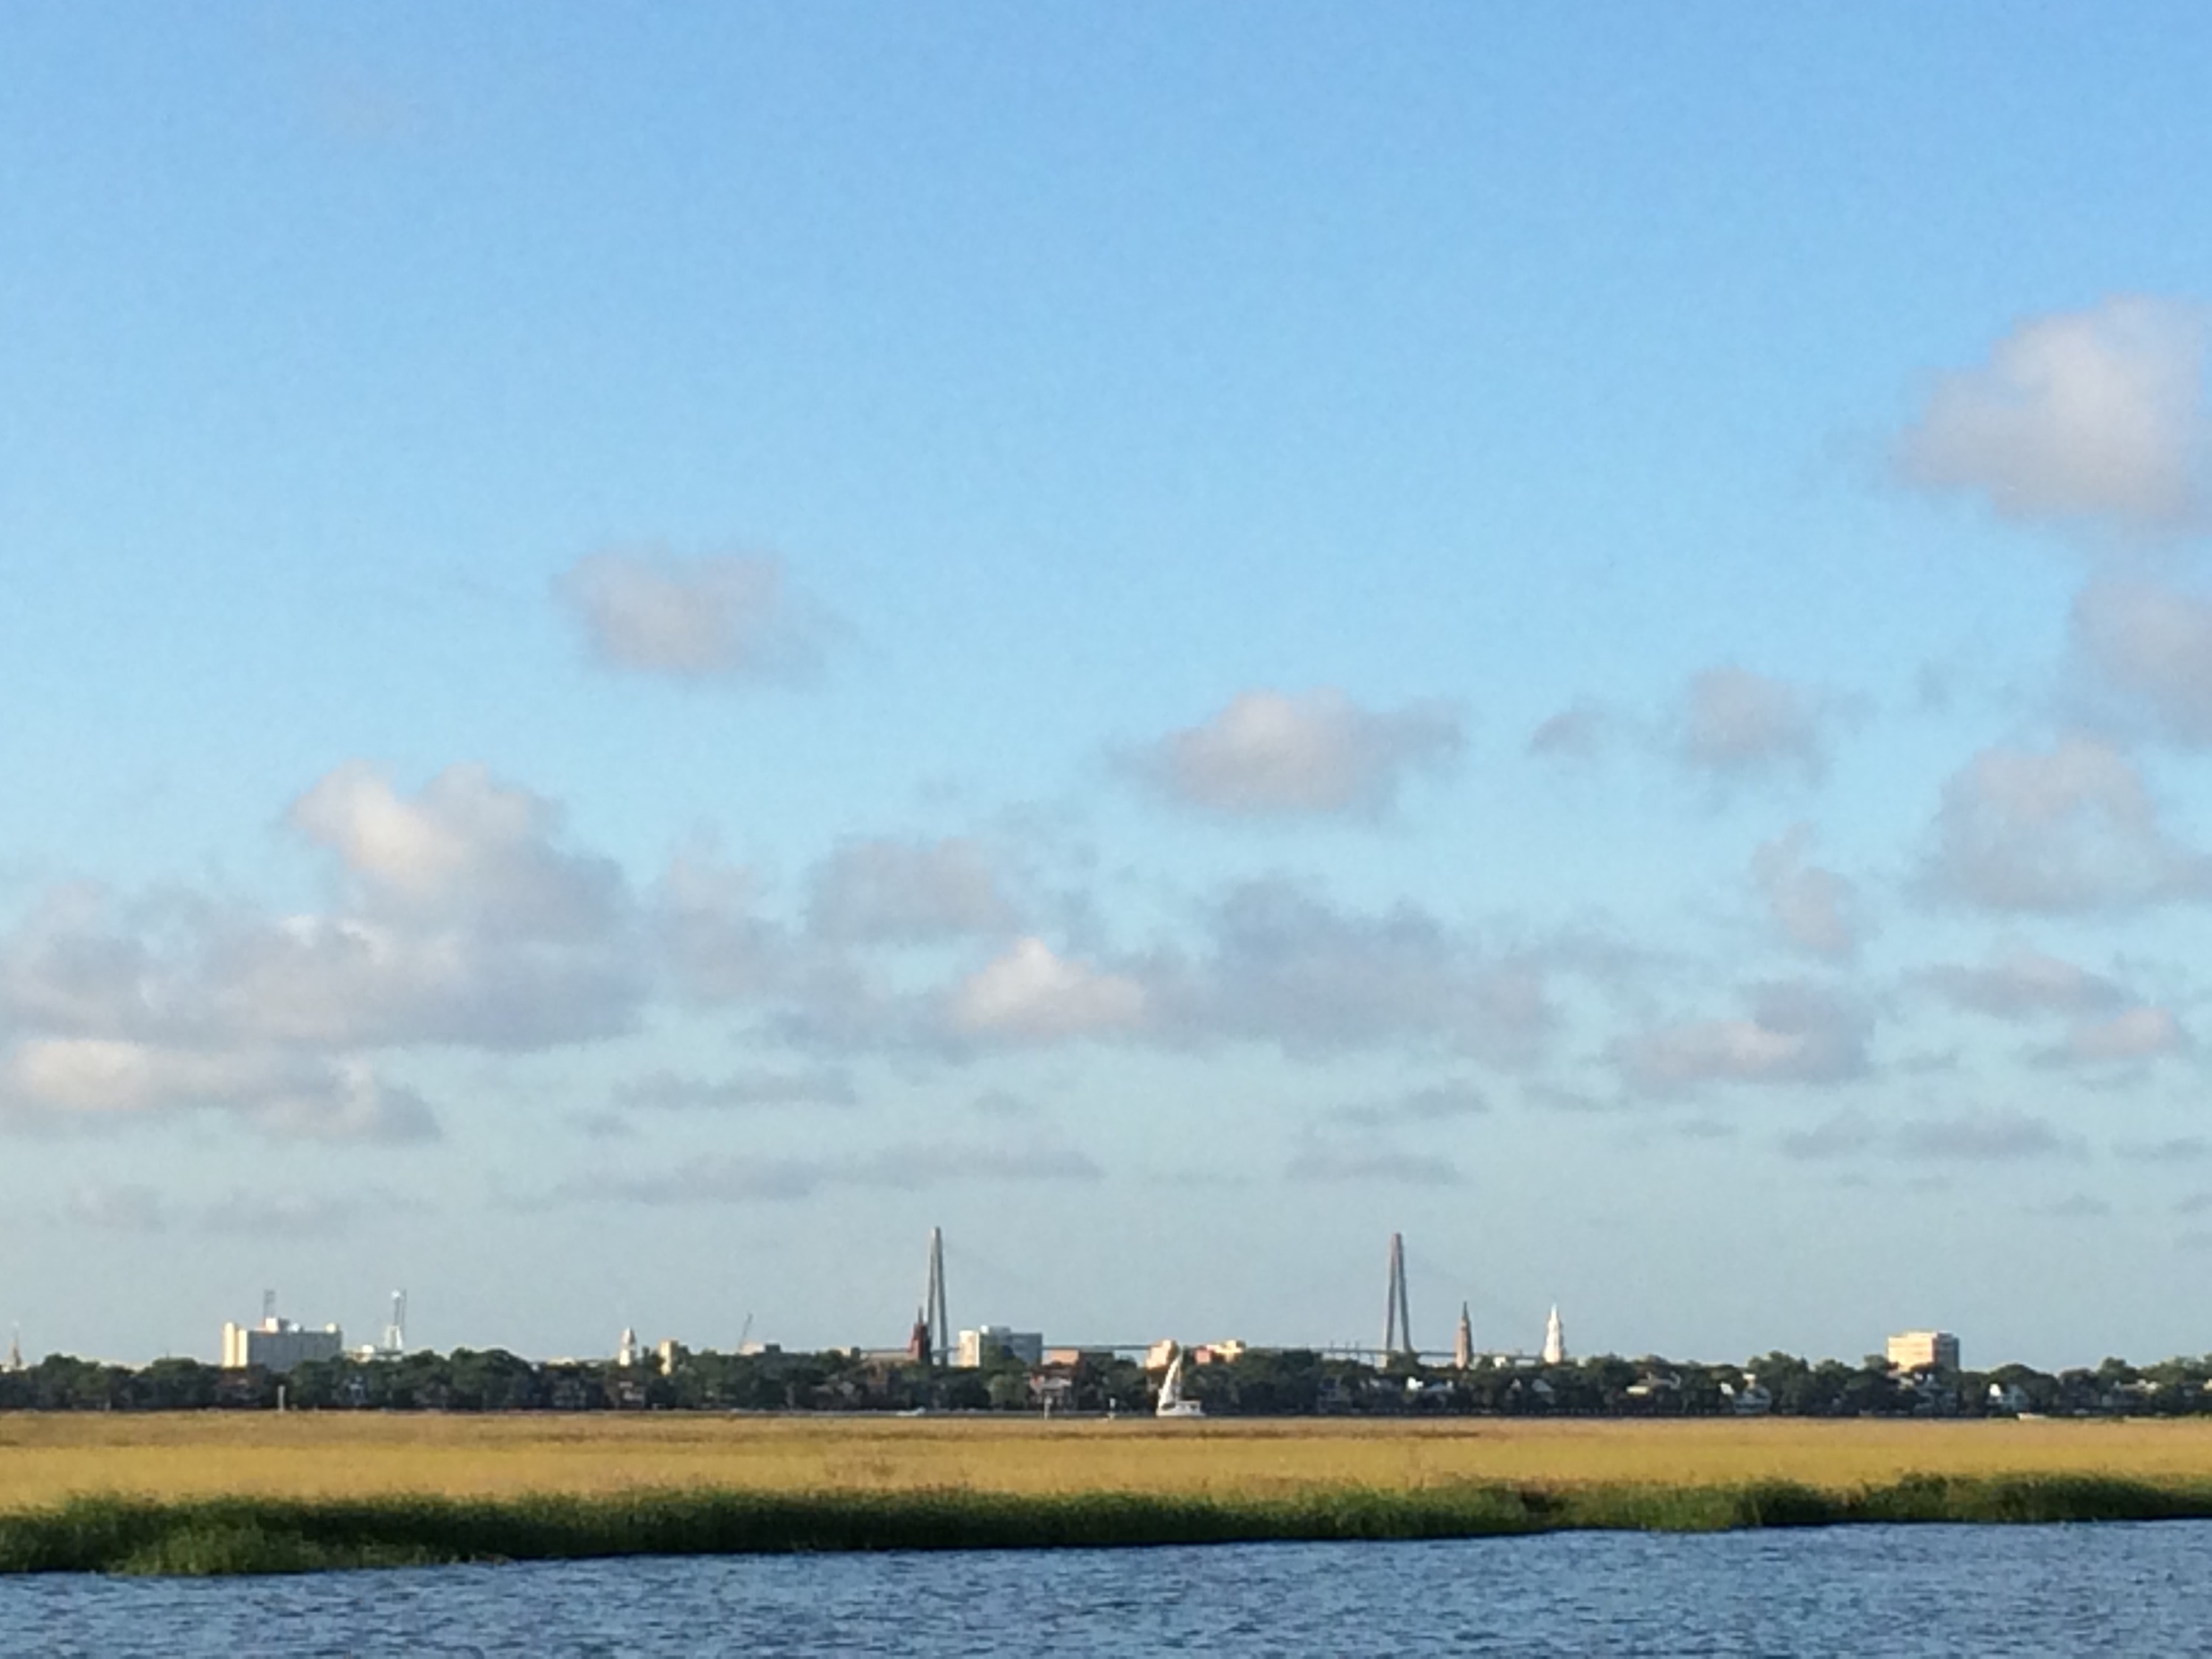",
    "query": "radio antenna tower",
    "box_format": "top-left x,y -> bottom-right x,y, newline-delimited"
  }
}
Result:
1382,1232 -> 1413,1359
382,1290 -> 407,1355
922,1227 -> 949,1368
